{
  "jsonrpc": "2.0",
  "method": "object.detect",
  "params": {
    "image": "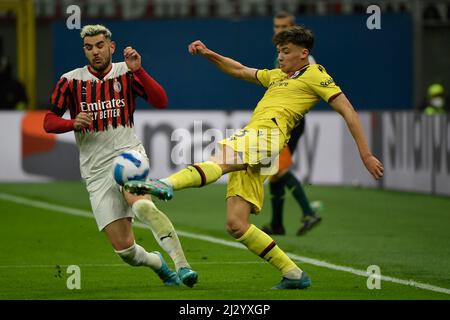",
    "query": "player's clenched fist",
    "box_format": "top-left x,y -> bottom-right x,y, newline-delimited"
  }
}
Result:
74,112 -> 92,131
124,46 -> 141,72
188,40 -> 208,55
